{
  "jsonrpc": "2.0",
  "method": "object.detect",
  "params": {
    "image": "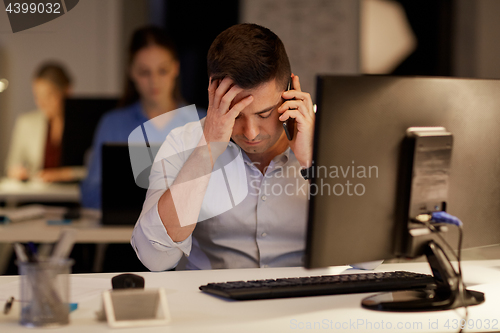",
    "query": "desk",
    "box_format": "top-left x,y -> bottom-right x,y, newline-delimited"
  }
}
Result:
0,217 -> 134,273
1,260 -> 500,332
0,218 -> 133,244
0,179 -> 80,272
0,179 -> 80,207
